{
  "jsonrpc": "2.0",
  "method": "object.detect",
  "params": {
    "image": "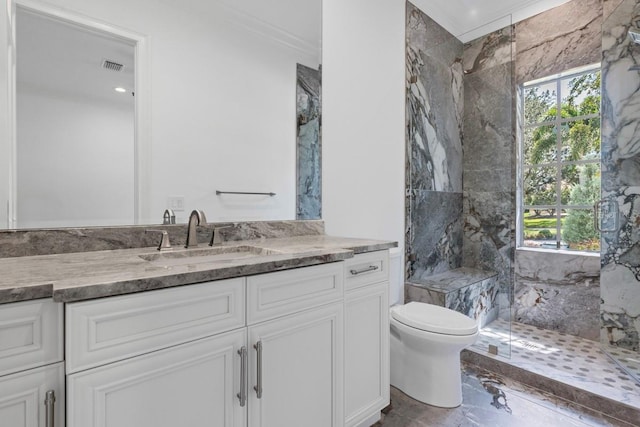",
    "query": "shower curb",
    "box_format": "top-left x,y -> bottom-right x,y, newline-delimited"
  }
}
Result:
462,348 -> 640,426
